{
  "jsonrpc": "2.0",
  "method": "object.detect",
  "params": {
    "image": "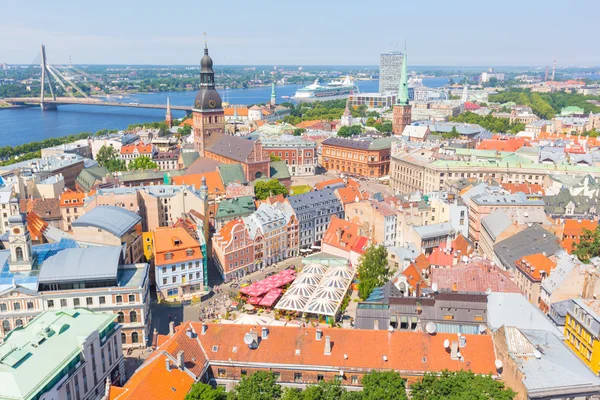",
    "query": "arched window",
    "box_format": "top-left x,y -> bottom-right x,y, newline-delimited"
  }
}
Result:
15,319 -> 23,327
131,332 -> 139,343
117,312 -> 124,324
129,311 -> 137,323
15,247 -> 23,261
121,332 -> 127,344
2,320 -> 10,334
